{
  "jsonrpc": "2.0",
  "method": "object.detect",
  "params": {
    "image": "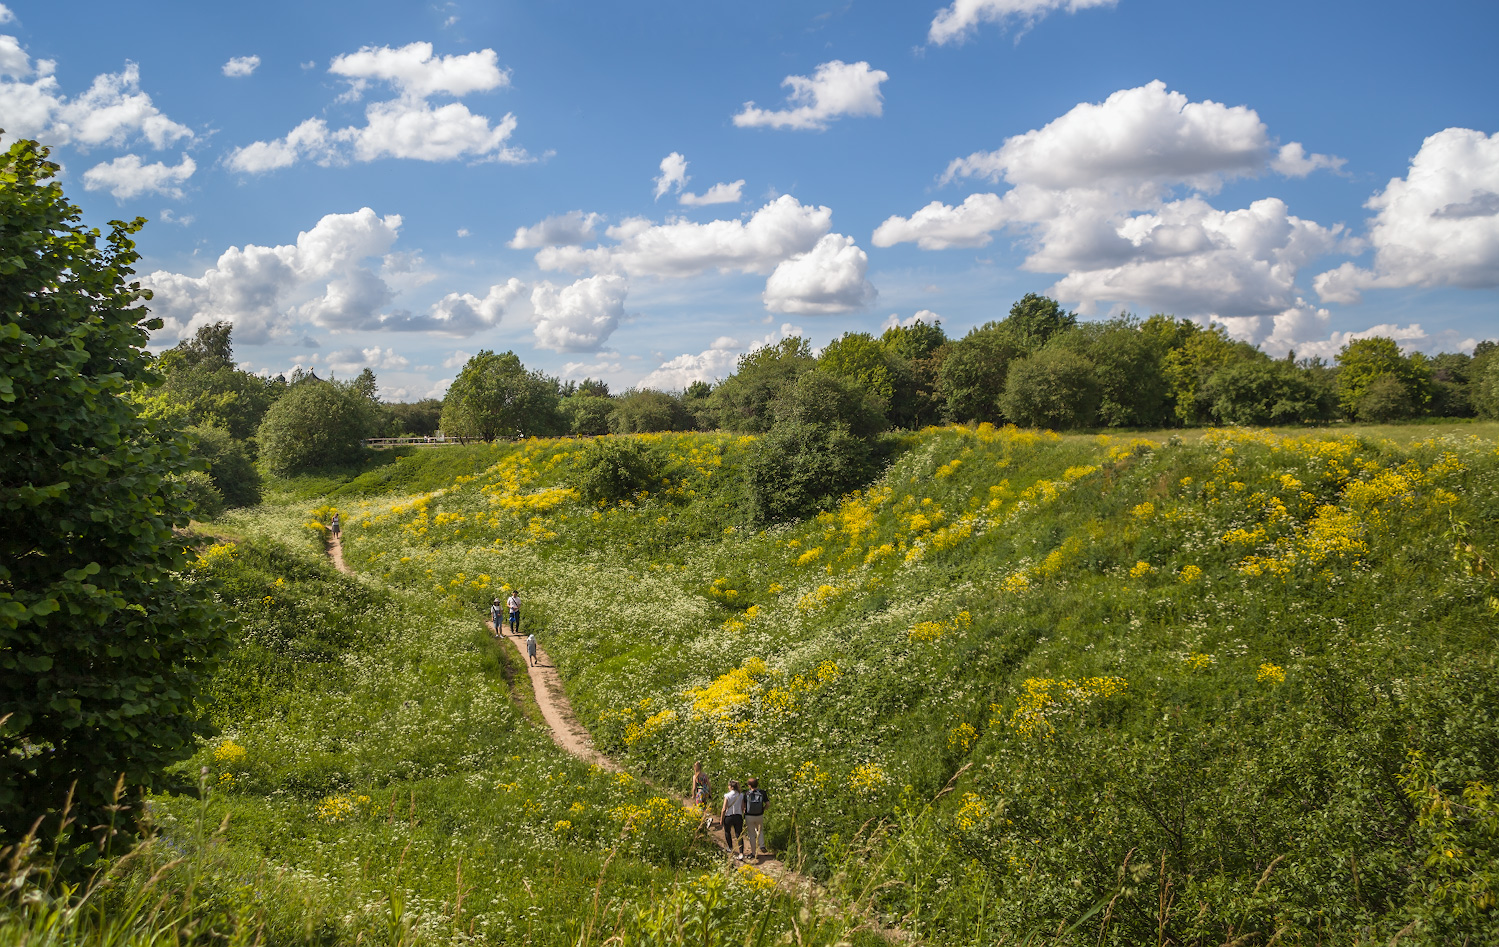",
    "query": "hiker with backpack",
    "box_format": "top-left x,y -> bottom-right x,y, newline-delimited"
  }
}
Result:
526,632 -> 538,666
489,598 -> 504,636
742,777 -> 769,860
